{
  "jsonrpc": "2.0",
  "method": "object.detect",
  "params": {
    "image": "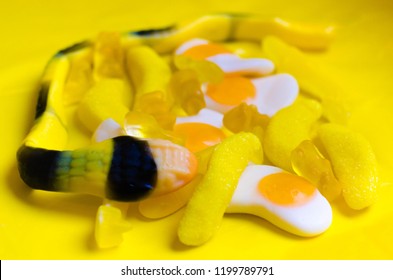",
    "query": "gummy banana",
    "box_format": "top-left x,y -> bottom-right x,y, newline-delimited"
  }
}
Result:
178,132 -> 262,246
263,98 -> 322,171
318,124 -> 379,209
